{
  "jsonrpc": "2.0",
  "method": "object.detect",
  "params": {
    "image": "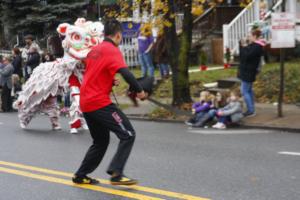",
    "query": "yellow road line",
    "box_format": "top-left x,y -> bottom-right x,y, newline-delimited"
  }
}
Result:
0,166 -> 163,200
0,160 -> 210,200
